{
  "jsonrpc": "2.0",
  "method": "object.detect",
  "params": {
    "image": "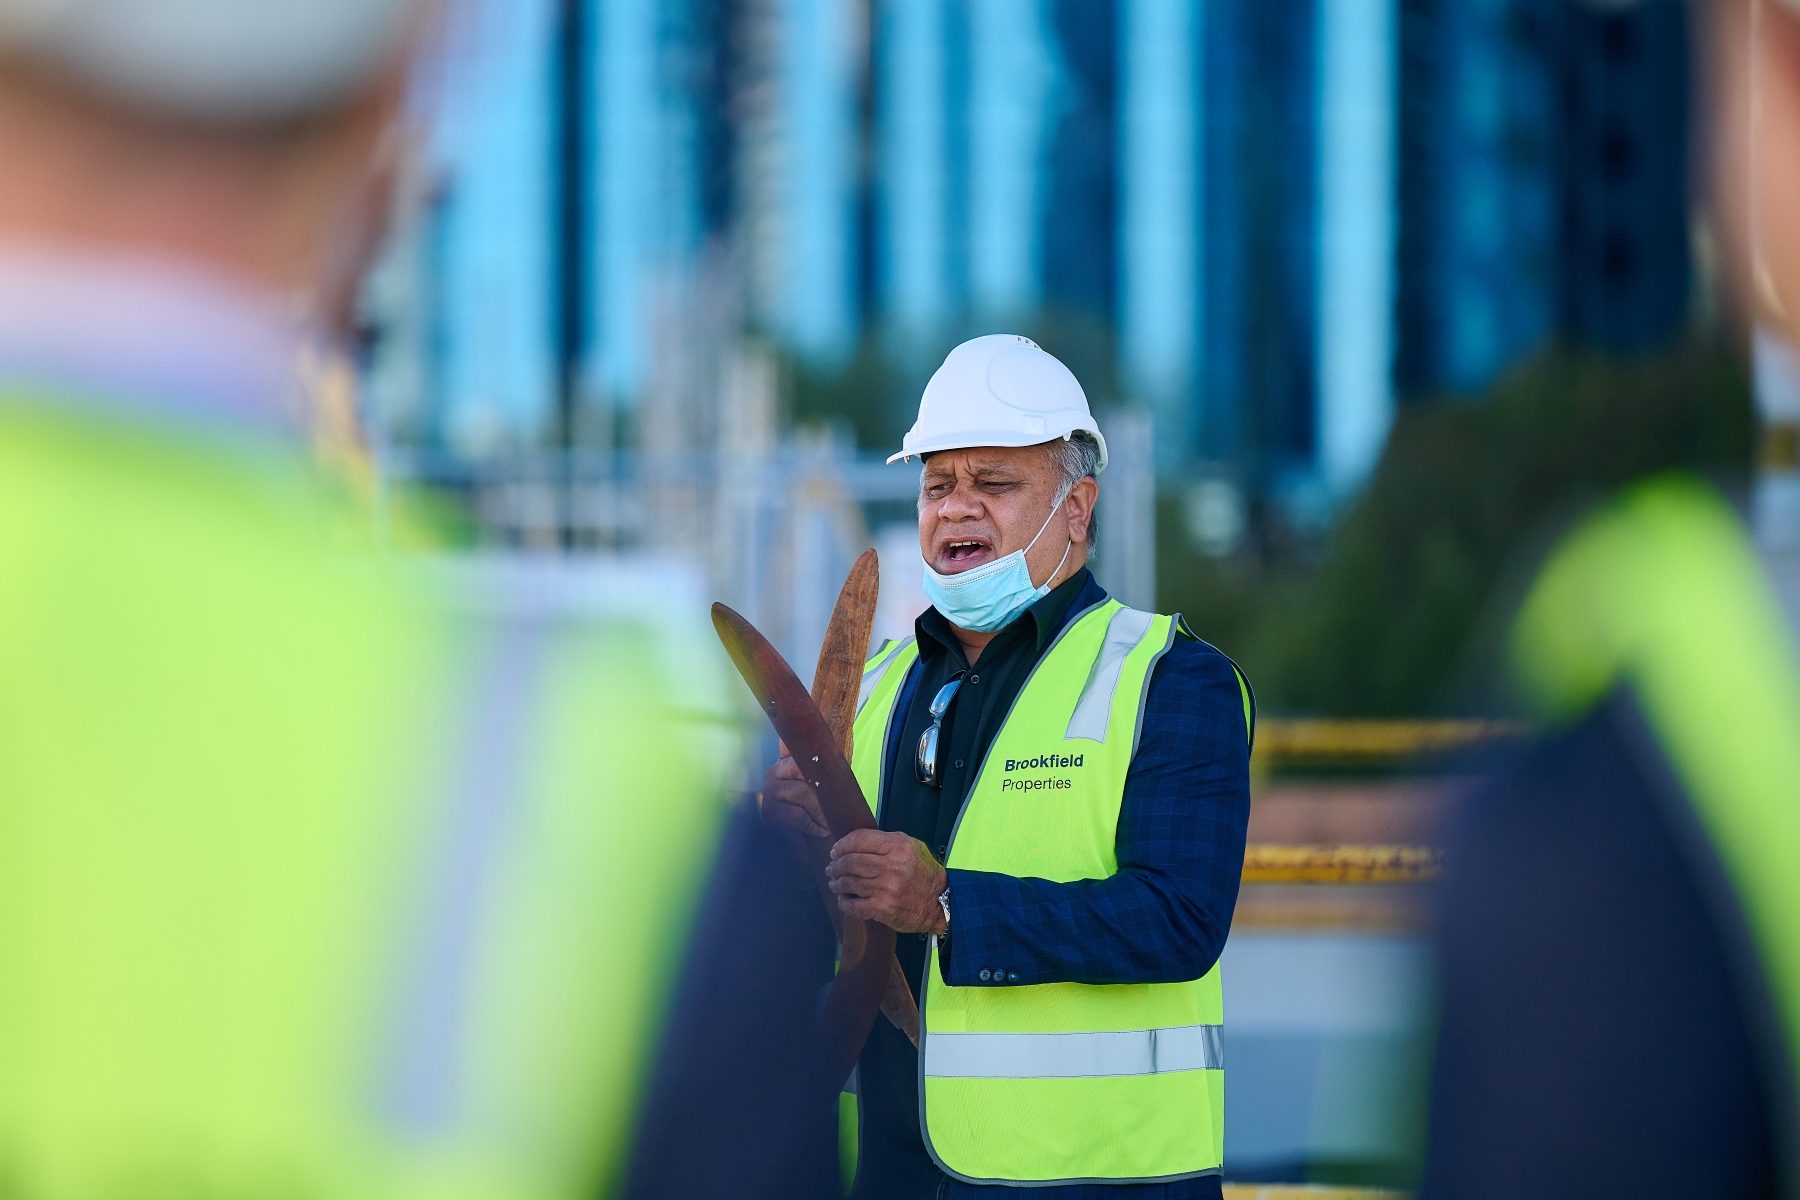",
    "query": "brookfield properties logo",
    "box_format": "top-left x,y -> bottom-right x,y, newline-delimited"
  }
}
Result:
1004,753 -> 1084,771
1000,751 -> 1086,791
